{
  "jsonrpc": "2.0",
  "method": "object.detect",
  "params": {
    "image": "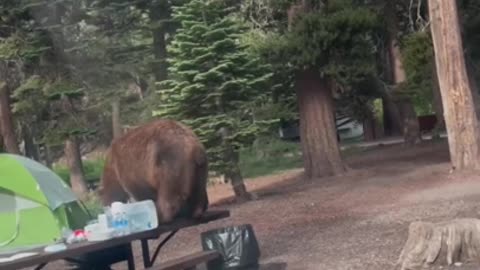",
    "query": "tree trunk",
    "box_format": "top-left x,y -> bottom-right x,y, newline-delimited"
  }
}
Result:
295,69 -> 345,179
385,1 -> 421,145
363,110 -> 377,141
219,127 -> 252,200
382,96 -> 403,136
380,33 -> 403,137
431,64 -> 445,135
225,165 -> 251,201
428,0 -> 480,170
149,2 -> 169,82
376,80 -> 402,137
385,0 -> 421,145
0,82 -> 20,154
111,100 -> 122,140
0,131 -> 4,152
465,58 -> 480,120
398,99 -> 422,146
44,144 -> 53,169
65,137 -> 88,197
22,125 -> 39,161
